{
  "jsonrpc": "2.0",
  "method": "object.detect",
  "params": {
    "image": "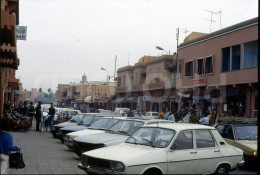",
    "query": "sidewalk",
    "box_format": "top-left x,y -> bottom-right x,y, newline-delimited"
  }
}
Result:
8,121 -> 85,174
